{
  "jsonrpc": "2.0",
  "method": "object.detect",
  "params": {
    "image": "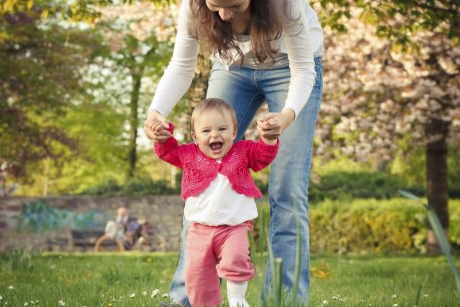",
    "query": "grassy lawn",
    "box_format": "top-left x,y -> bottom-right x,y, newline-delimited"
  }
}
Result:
0,251 -> 459,307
